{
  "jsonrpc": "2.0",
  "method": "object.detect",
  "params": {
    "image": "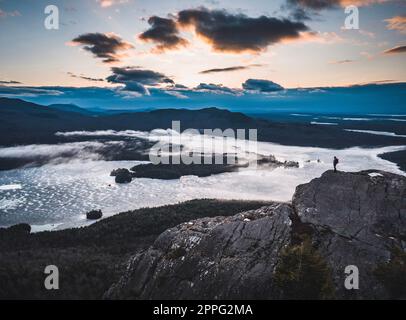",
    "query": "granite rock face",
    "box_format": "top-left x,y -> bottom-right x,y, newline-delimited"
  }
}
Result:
105,203 -> 293,299
293,170 -> 406,299
106,170 -> 406,299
